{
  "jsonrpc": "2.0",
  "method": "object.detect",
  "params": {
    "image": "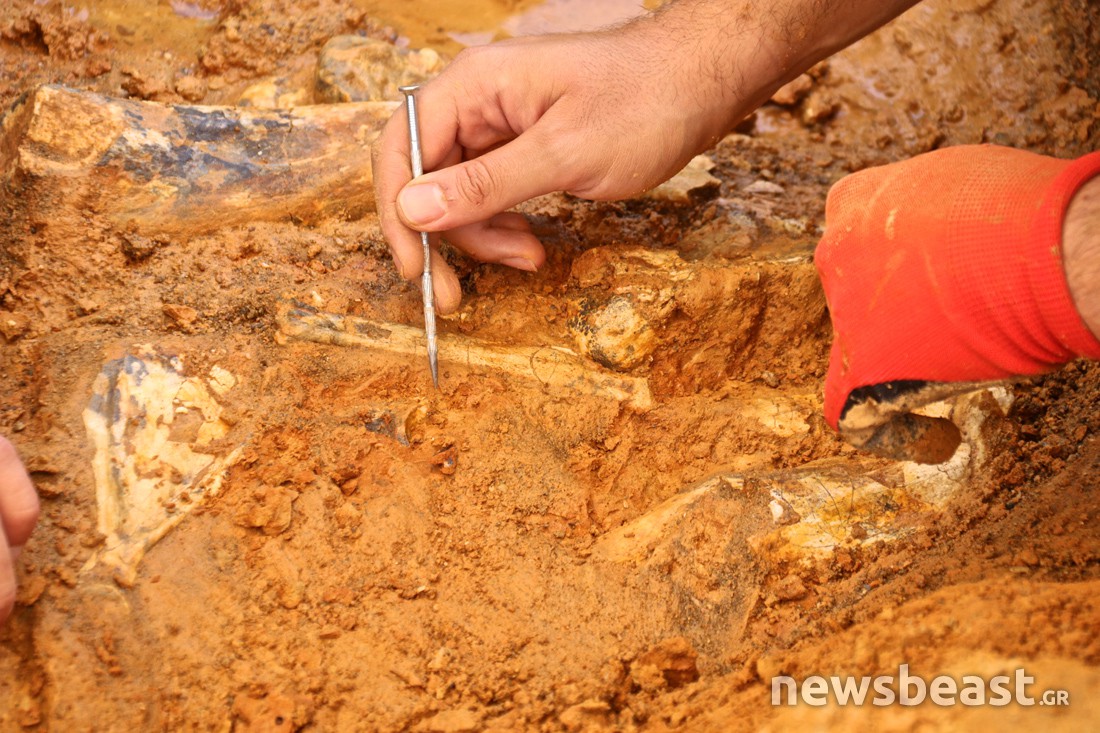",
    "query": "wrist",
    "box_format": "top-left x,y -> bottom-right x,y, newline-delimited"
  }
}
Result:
625,0 -> 923,142
1063,173 -> 1100,340
620,1 -> 792,137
